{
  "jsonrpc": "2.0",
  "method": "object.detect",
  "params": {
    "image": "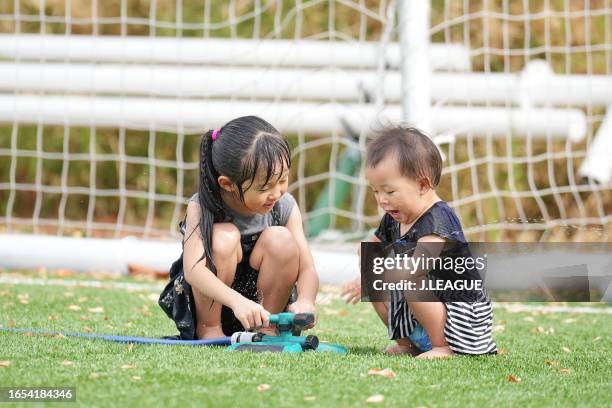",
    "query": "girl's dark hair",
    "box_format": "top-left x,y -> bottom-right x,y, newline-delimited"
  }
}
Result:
366,126 -> 442,187
192,115 -> 291,275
